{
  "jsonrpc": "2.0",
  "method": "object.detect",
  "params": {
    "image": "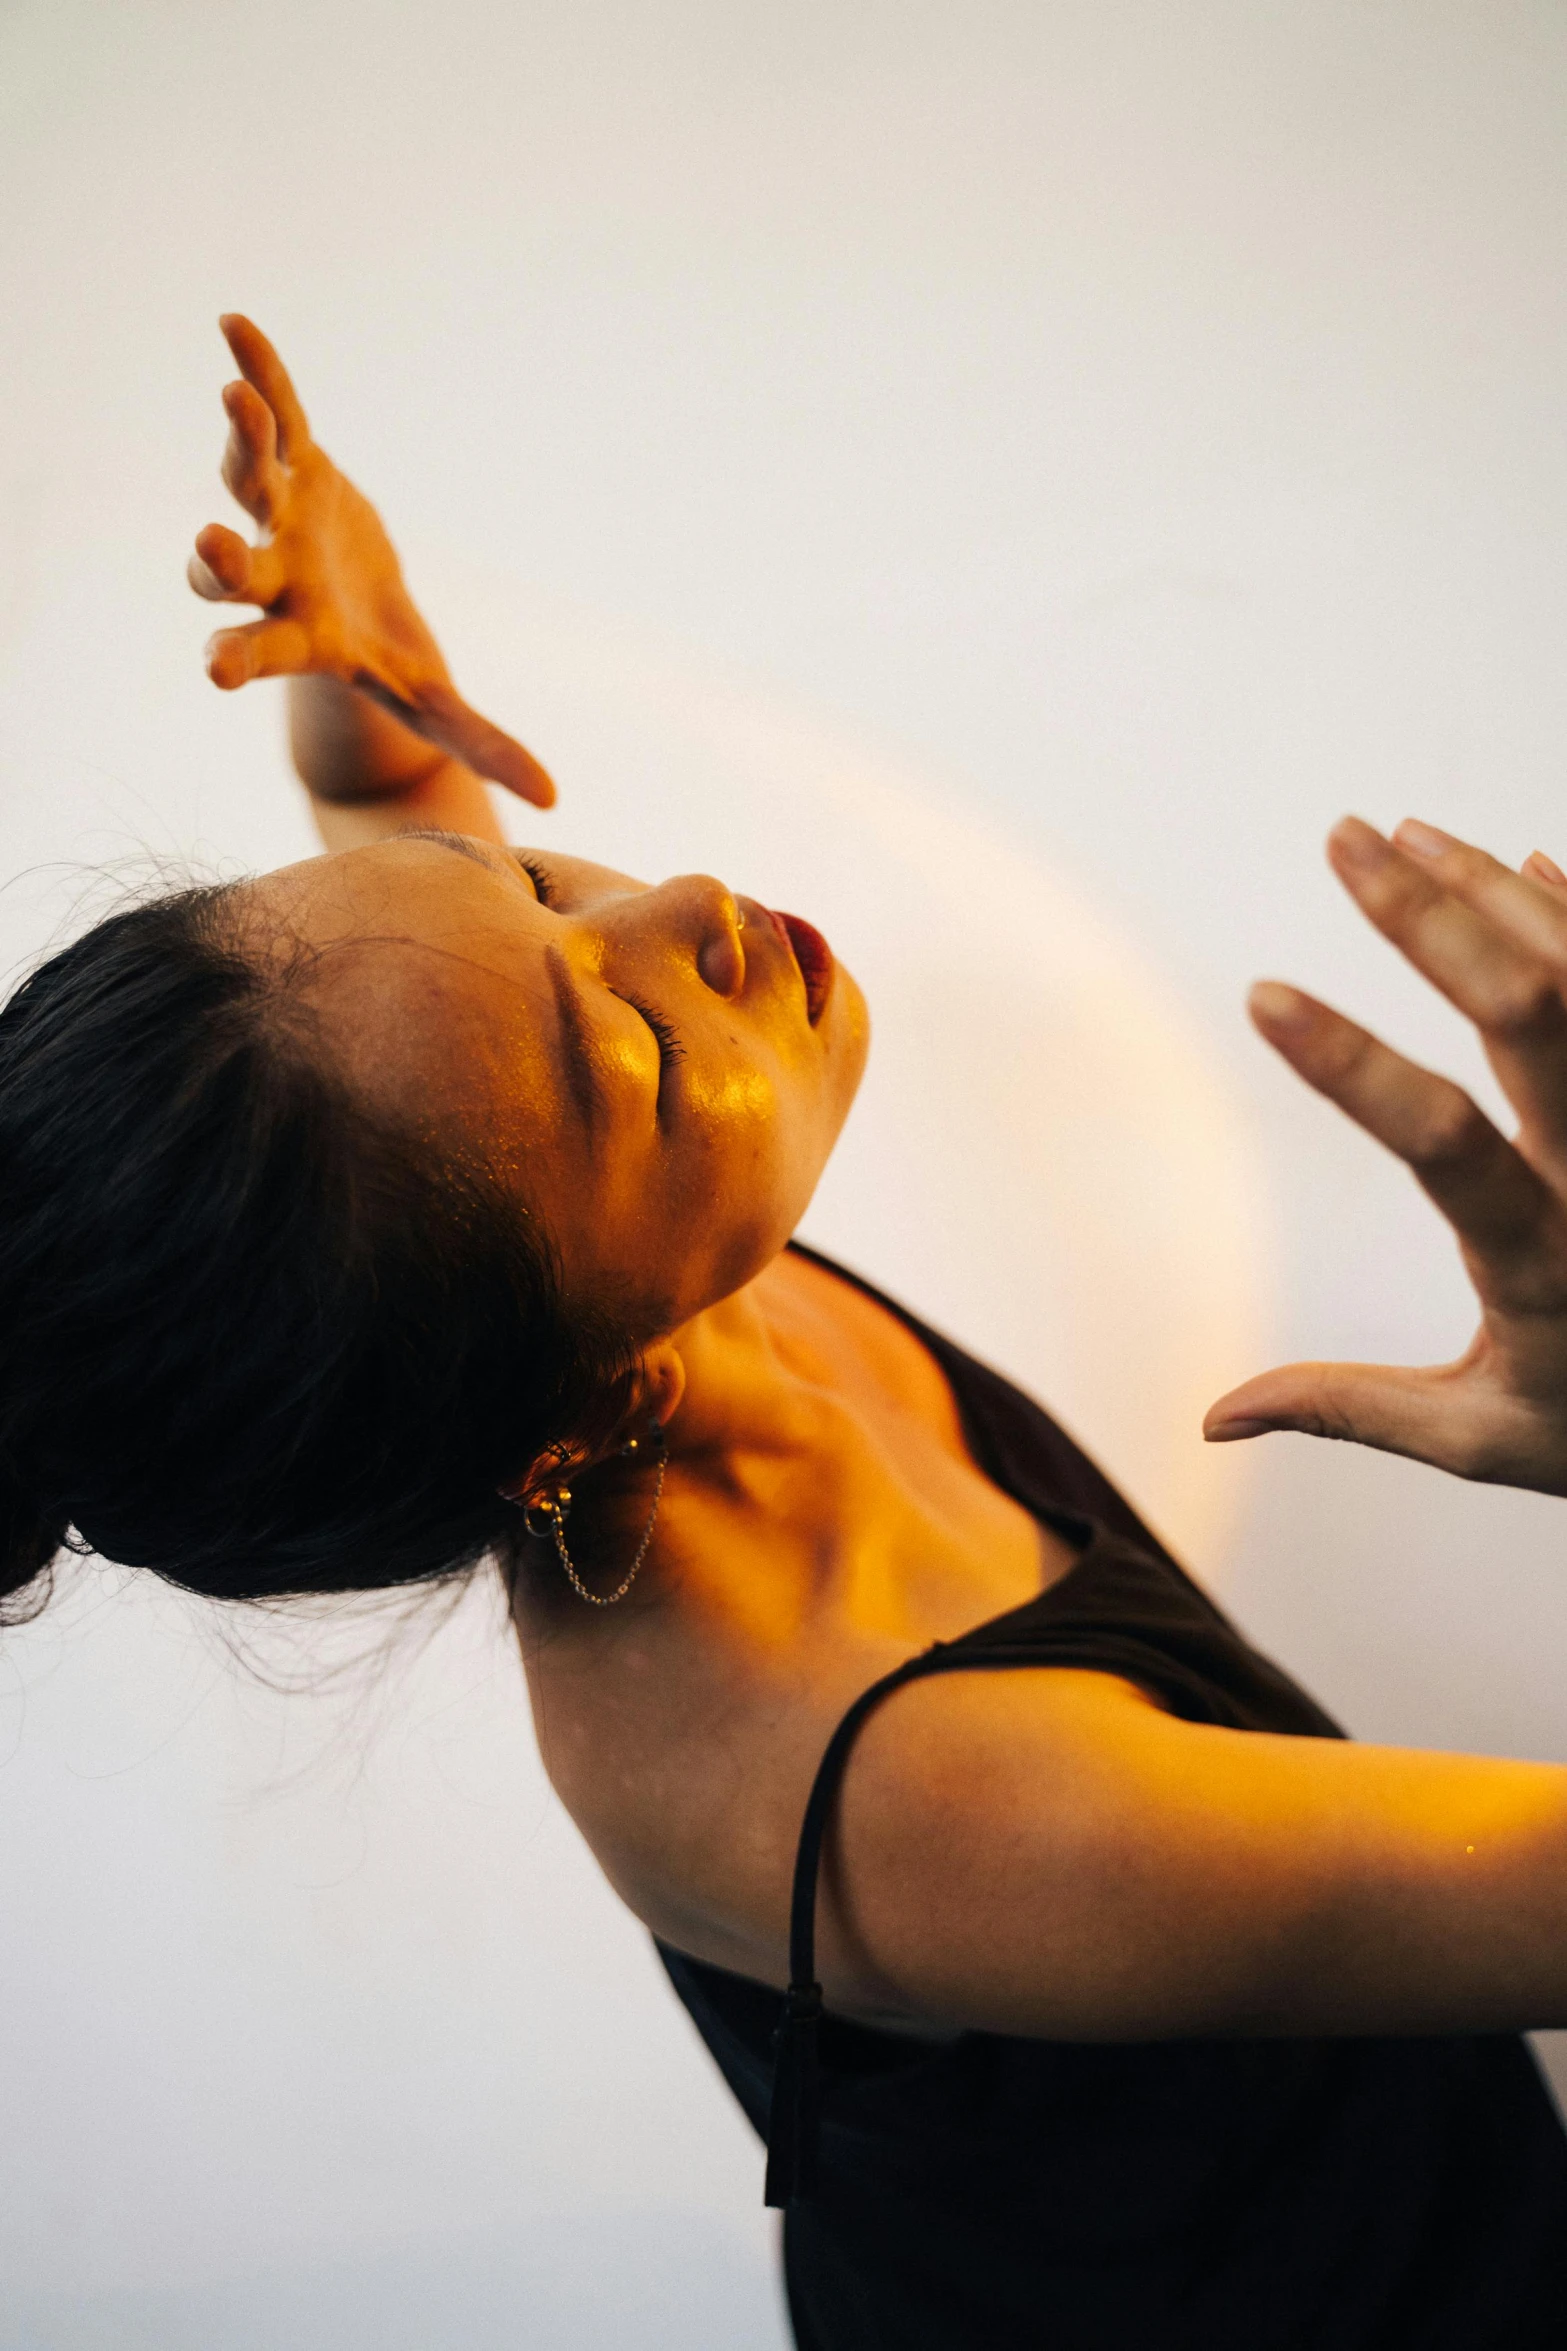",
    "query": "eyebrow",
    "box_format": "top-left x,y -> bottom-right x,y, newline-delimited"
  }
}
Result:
542,944 -> 613,1137
401,826 -> 612,1134
399,824 -> 499,869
